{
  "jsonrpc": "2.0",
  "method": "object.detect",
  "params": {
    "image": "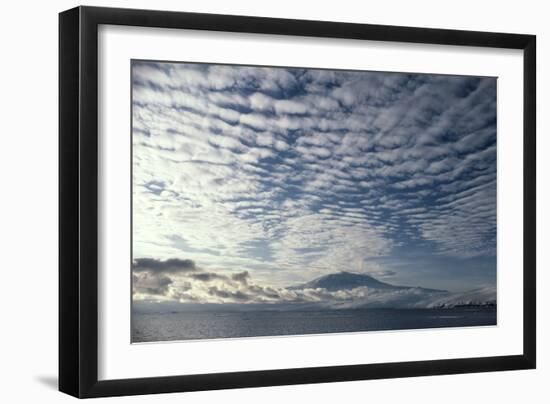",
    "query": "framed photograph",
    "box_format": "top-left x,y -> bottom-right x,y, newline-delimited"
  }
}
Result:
59,6 -> 536,398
